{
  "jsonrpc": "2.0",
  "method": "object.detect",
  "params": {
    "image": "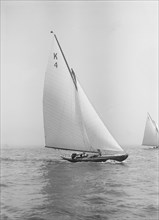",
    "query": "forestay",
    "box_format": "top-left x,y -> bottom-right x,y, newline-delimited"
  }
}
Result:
43,33 -> 124,153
